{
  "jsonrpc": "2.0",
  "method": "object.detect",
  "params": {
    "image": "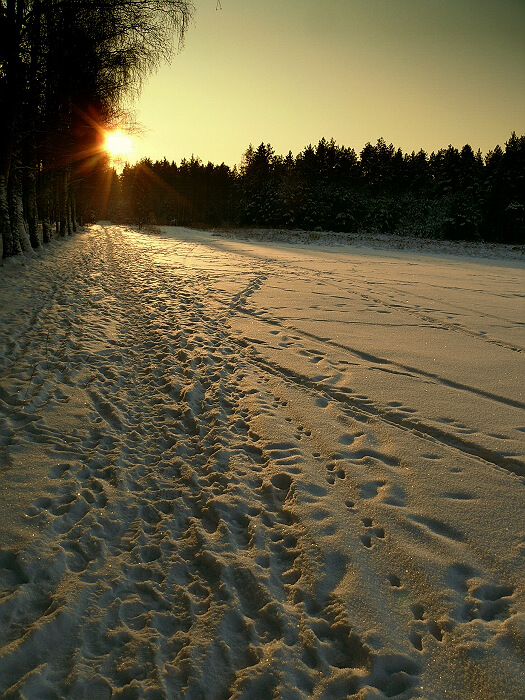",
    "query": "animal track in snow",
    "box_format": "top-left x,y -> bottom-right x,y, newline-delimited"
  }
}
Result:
459,582 -> 515,623
359,517 -> 386,549
359,480 -> 387,500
